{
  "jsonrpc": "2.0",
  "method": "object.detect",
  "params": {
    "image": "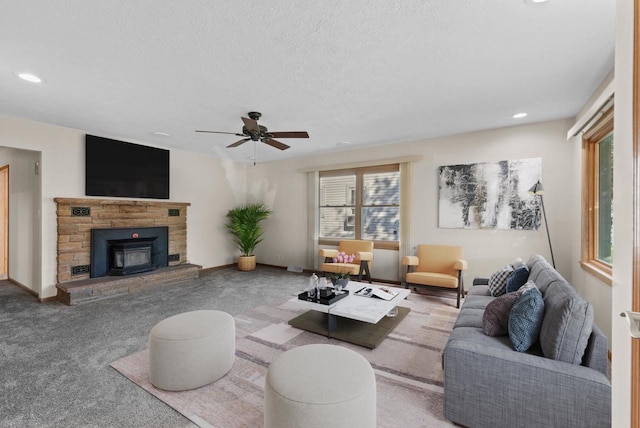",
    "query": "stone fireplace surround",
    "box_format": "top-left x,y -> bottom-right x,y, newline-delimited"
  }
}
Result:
55,198 -> 199,305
